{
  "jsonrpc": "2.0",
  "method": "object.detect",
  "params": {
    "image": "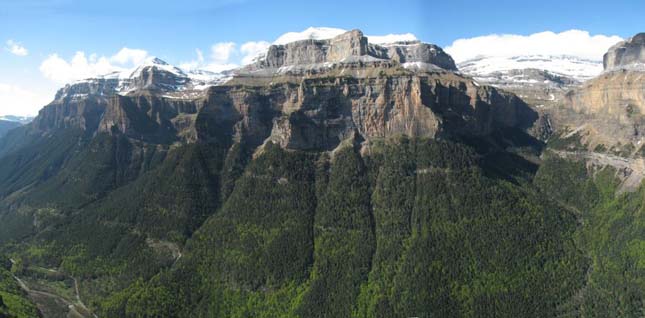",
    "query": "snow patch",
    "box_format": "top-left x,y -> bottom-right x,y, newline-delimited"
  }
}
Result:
402,62 -> 443,72
458,55 -> 603,82
273,27 -> 347,45
367,33 -> 418,44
